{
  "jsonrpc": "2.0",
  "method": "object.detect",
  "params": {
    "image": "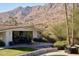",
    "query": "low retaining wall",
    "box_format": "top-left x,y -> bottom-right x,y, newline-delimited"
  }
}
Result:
19,48 -> 58,56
